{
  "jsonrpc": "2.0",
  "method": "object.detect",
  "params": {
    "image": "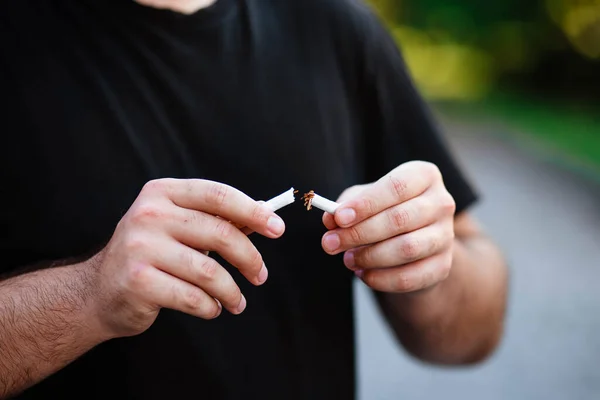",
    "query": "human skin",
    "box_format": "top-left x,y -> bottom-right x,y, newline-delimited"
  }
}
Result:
0,179 -> 285,398
322,161 -> 508,364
